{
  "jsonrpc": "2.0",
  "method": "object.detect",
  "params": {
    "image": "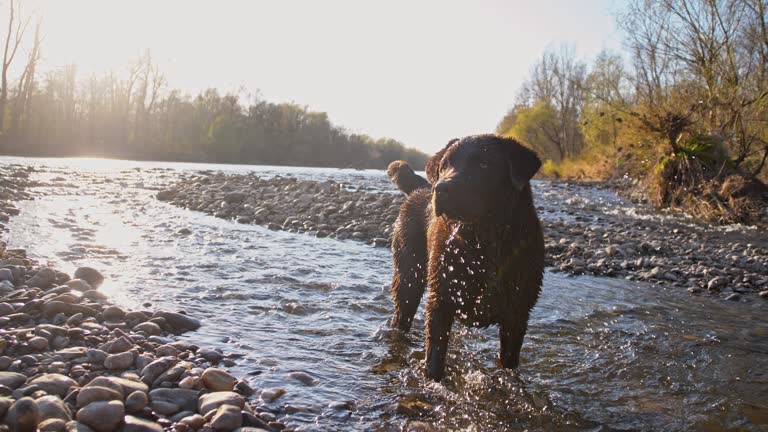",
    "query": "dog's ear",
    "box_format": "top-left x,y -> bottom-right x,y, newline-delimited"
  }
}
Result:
507,139 -> 541,191
425,138 -> 459,184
